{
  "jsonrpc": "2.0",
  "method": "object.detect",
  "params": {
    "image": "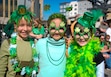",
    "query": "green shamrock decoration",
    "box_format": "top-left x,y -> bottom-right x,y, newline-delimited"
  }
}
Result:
84,27 -> 89,33
75,27 -> 80,33
60,21 -> 65,27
